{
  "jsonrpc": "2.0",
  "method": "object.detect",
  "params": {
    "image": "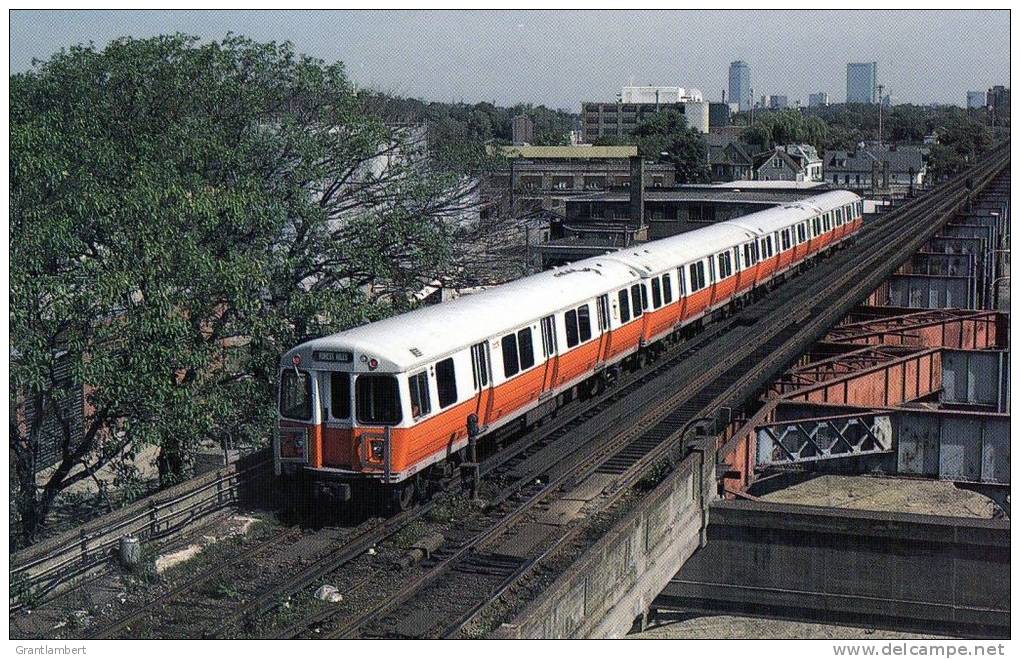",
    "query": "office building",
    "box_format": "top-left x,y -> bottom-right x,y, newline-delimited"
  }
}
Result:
847,62 -> 878,104
728,61 -> 751,112
808,92 -> 830,107
512,115 -> 534,145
